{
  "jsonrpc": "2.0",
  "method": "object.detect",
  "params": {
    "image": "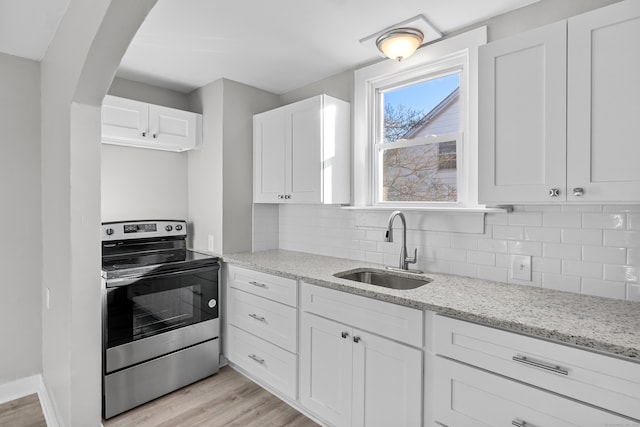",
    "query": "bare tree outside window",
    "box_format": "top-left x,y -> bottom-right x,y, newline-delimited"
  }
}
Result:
378,73 -> 460,203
